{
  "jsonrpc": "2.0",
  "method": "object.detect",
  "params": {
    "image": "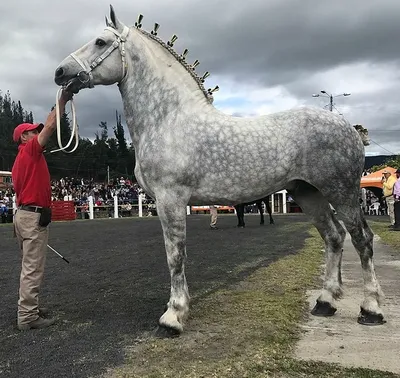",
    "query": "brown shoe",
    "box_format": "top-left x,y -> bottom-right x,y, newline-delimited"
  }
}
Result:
18,316 -> 56,331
